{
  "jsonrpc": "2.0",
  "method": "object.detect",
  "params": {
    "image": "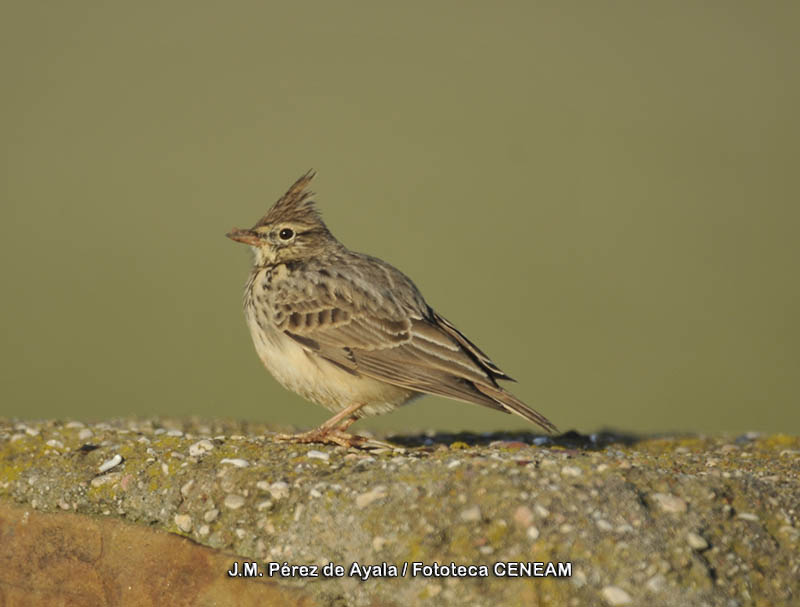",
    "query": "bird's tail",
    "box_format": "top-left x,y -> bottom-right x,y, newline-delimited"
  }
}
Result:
475,384 -> 558,434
